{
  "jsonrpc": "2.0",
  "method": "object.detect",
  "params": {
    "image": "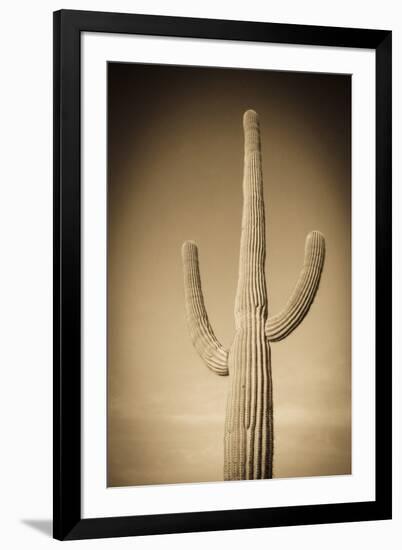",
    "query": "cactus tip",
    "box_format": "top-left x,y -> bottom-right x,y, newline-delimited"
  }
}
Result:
305,230 -> 326,255
308,230 -> 325,242
243,109 -> 259,127
182,240 -> 198,258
